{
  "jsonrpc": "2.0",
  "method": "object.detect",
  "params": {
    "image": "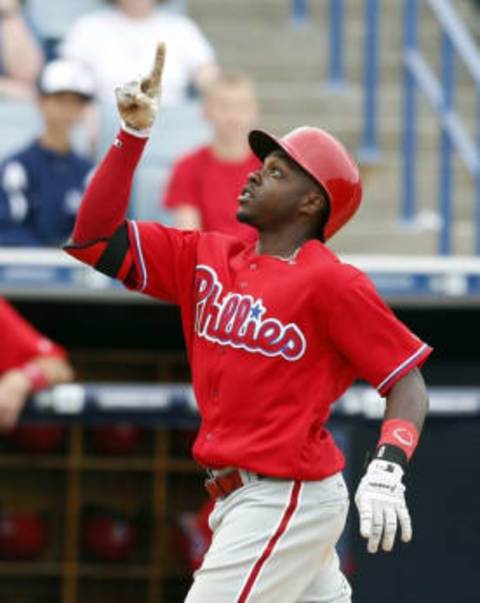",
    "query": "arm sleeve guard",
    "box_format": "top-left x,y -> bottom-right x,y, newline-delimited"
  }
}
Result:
64,128 -> 148,285
64,222 -> 135,283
